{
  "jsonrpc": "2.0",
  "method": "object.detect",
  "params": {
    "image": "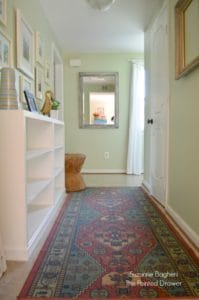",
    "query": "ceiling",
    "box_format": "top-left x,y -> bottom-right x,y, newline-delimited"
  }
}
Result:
39,0 -> 164,53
